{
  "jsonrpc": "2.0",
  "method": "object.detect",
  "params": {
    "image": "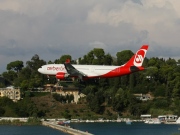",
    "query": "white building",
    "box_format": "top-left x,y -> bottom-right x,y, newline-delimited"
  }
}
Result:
140,114 -> 152,120
0,86 -> 21,102
54,86 -> 85,104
